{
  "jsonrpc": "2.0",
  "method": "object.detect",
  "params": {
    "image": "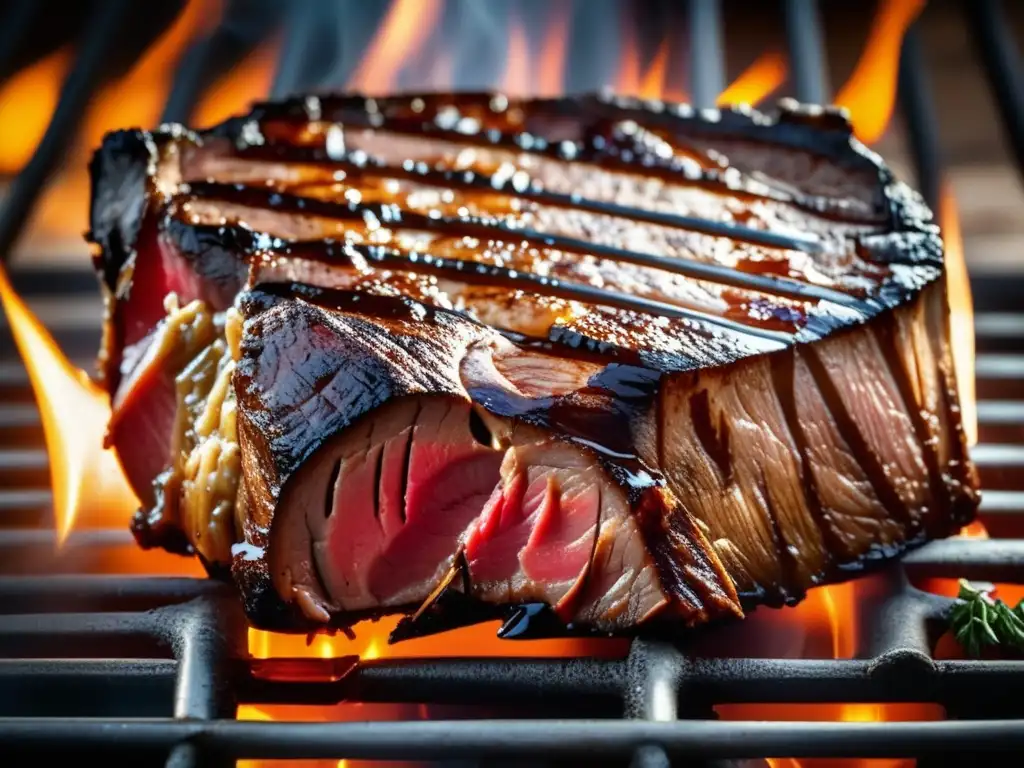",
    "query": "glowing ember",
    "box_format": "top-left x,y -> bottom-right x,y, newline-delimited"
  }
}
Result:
960,520 -> 989,539
834,0 -> 926,144
0,265 -> 138,542
717,51 -> 788,107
